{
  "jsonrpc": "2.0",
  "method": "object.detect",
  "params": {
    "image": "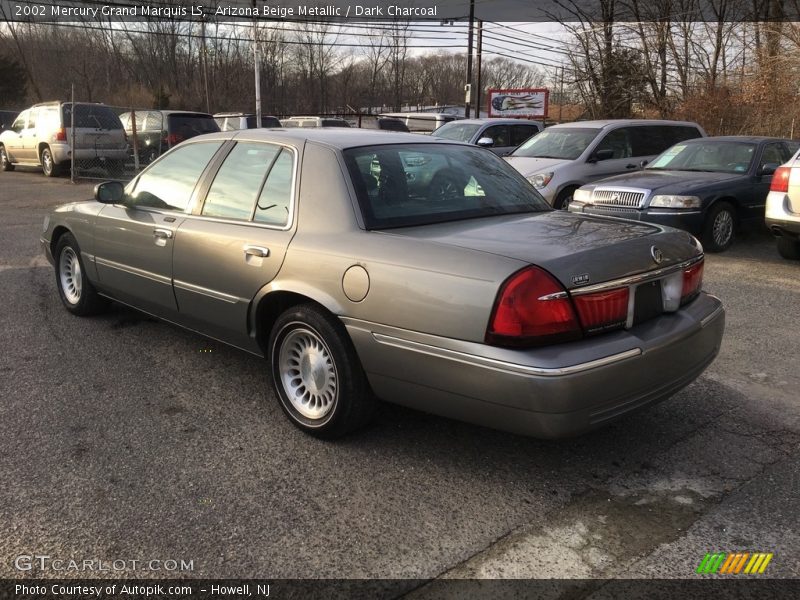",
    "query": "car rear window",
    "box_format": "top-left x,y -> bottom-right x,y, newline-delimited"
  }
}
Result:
167,114 -> 220,139
62,104 -> 122,130
343,143 -> 551,229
